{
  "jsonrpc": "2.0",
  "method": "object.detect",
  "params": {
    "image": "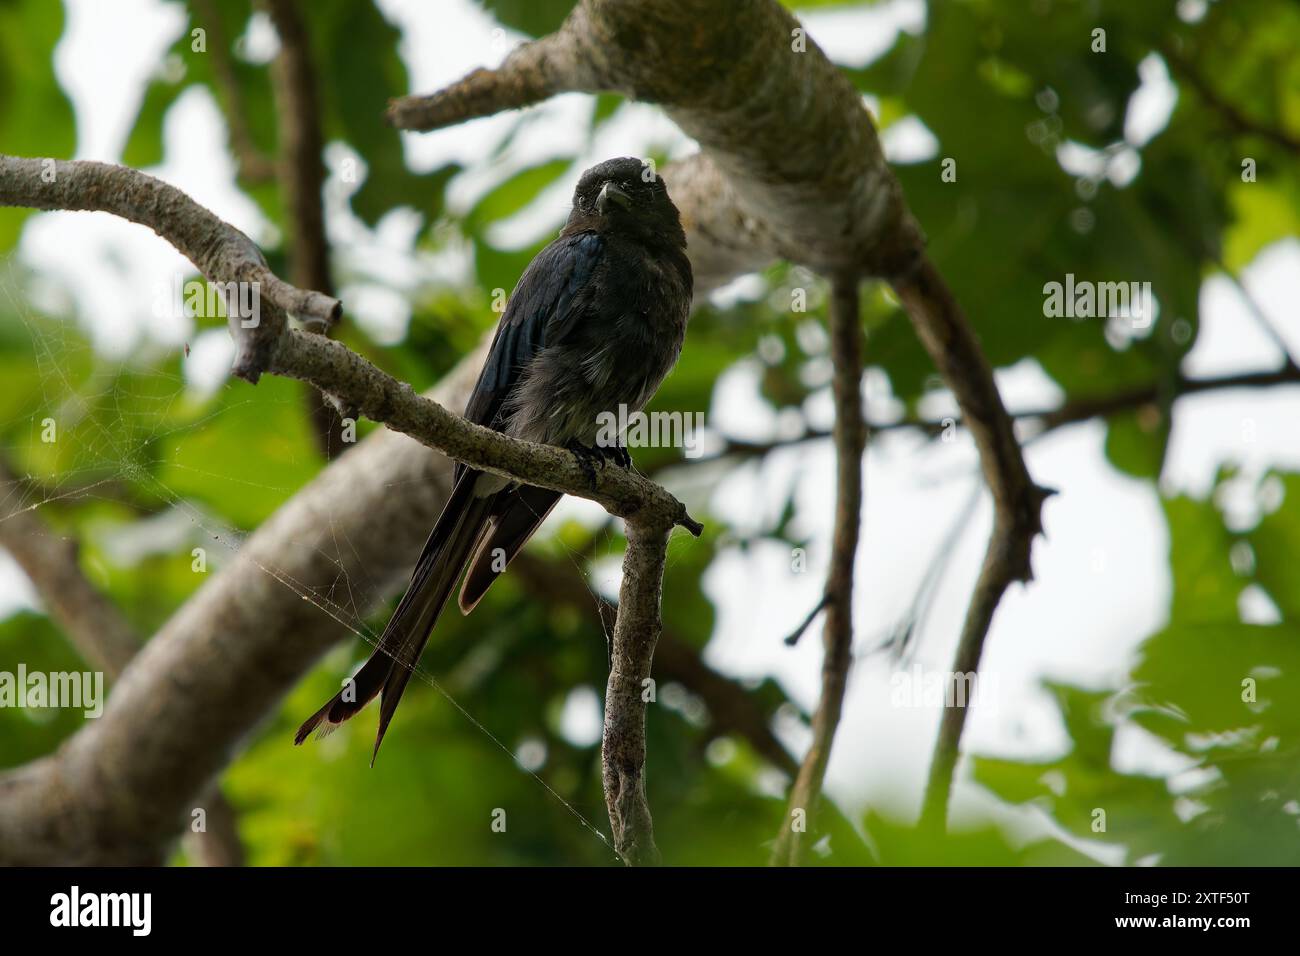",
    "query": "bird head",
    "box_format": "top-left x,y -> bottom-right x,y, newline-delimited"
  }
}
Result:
567,157 -> 686,249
